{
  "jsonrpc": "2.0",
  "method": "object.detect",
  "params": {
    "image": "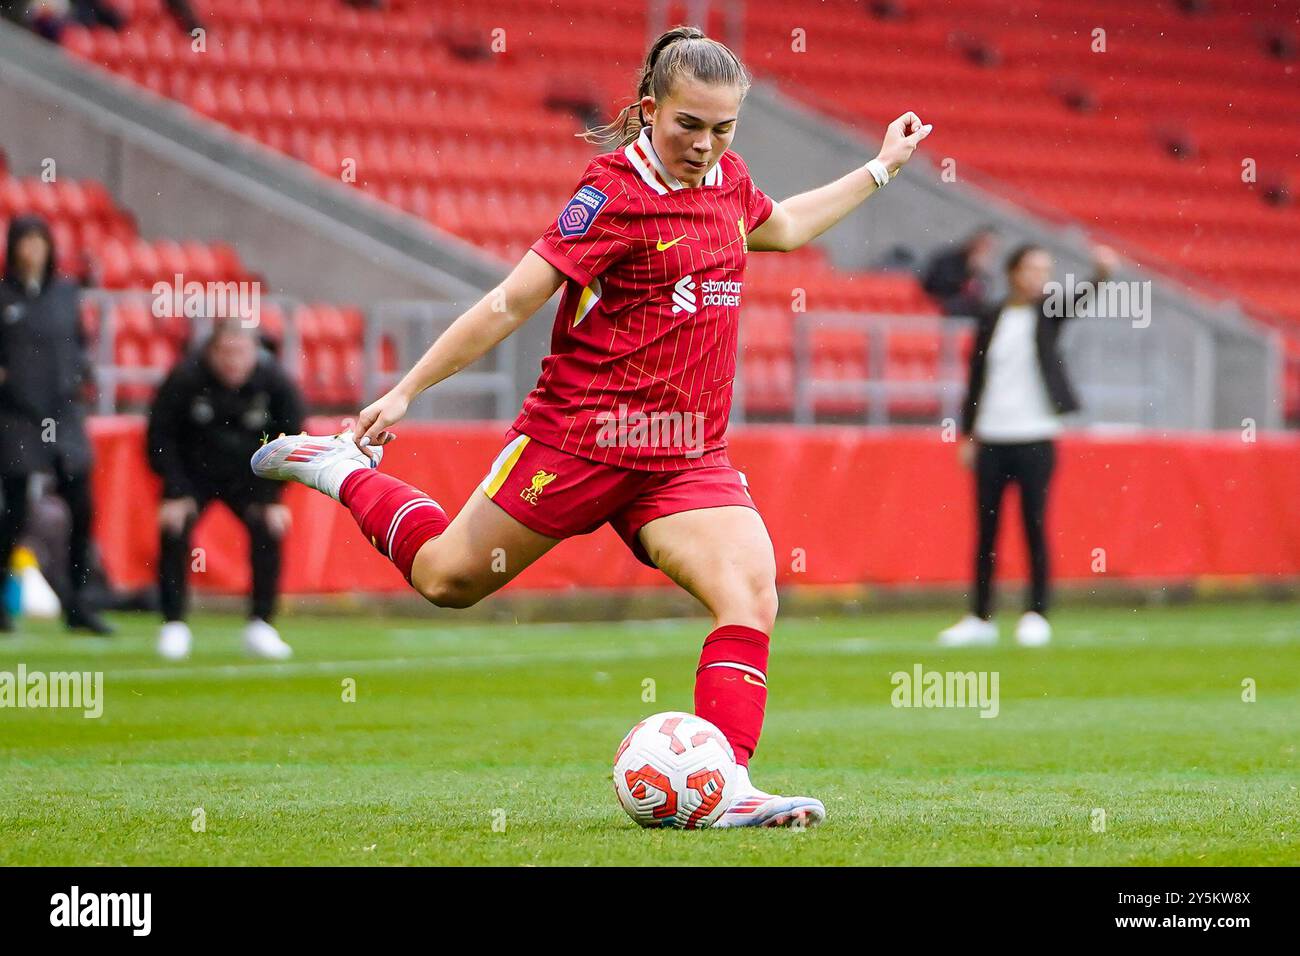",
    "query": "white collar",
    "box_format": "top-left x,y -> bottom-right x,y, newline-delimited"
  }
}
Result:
624,125 -> 723,195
